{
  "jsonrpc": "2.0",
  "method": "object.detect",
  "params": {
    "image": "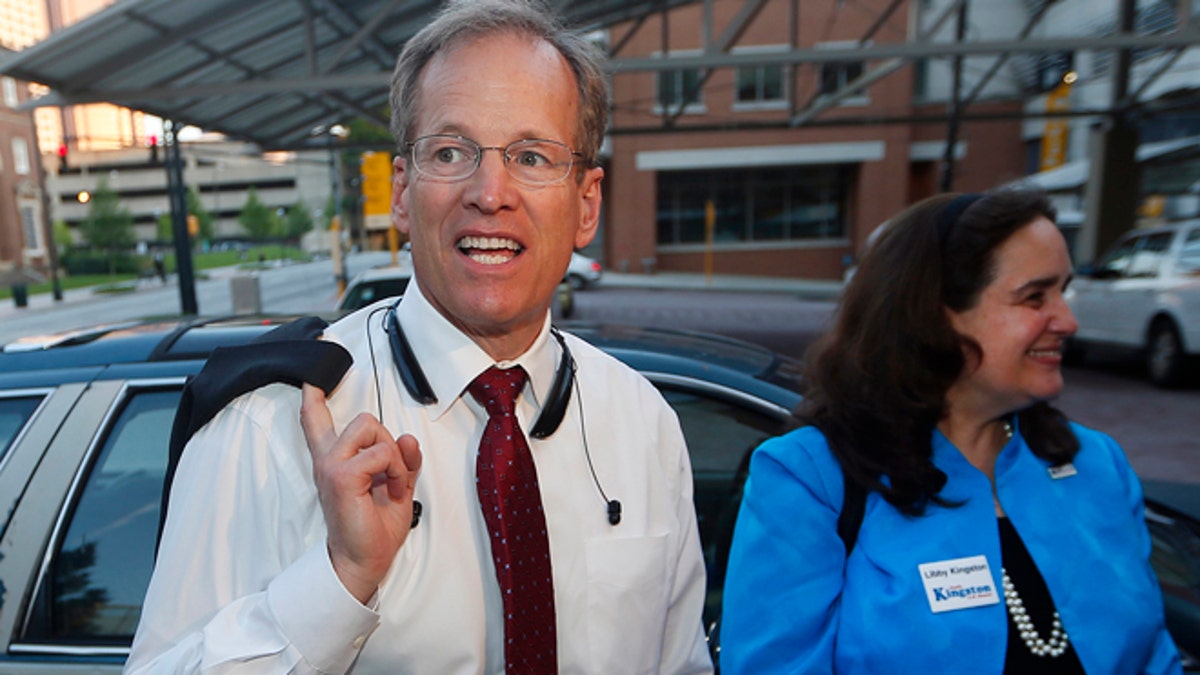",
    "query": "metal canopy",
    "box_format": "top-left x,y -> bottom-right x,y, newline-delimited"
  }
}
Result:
1,0 -> 1198,151
0,0 -> 697,151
